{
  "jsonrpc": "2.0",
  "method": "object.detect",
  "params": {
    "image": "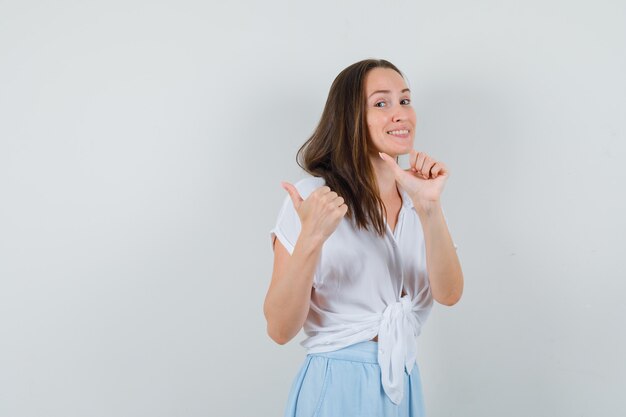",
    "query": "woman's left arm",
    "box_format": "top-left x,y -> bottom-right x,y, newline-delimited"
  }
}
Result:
378,150 -> 464,306
414,200 -> 463,306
